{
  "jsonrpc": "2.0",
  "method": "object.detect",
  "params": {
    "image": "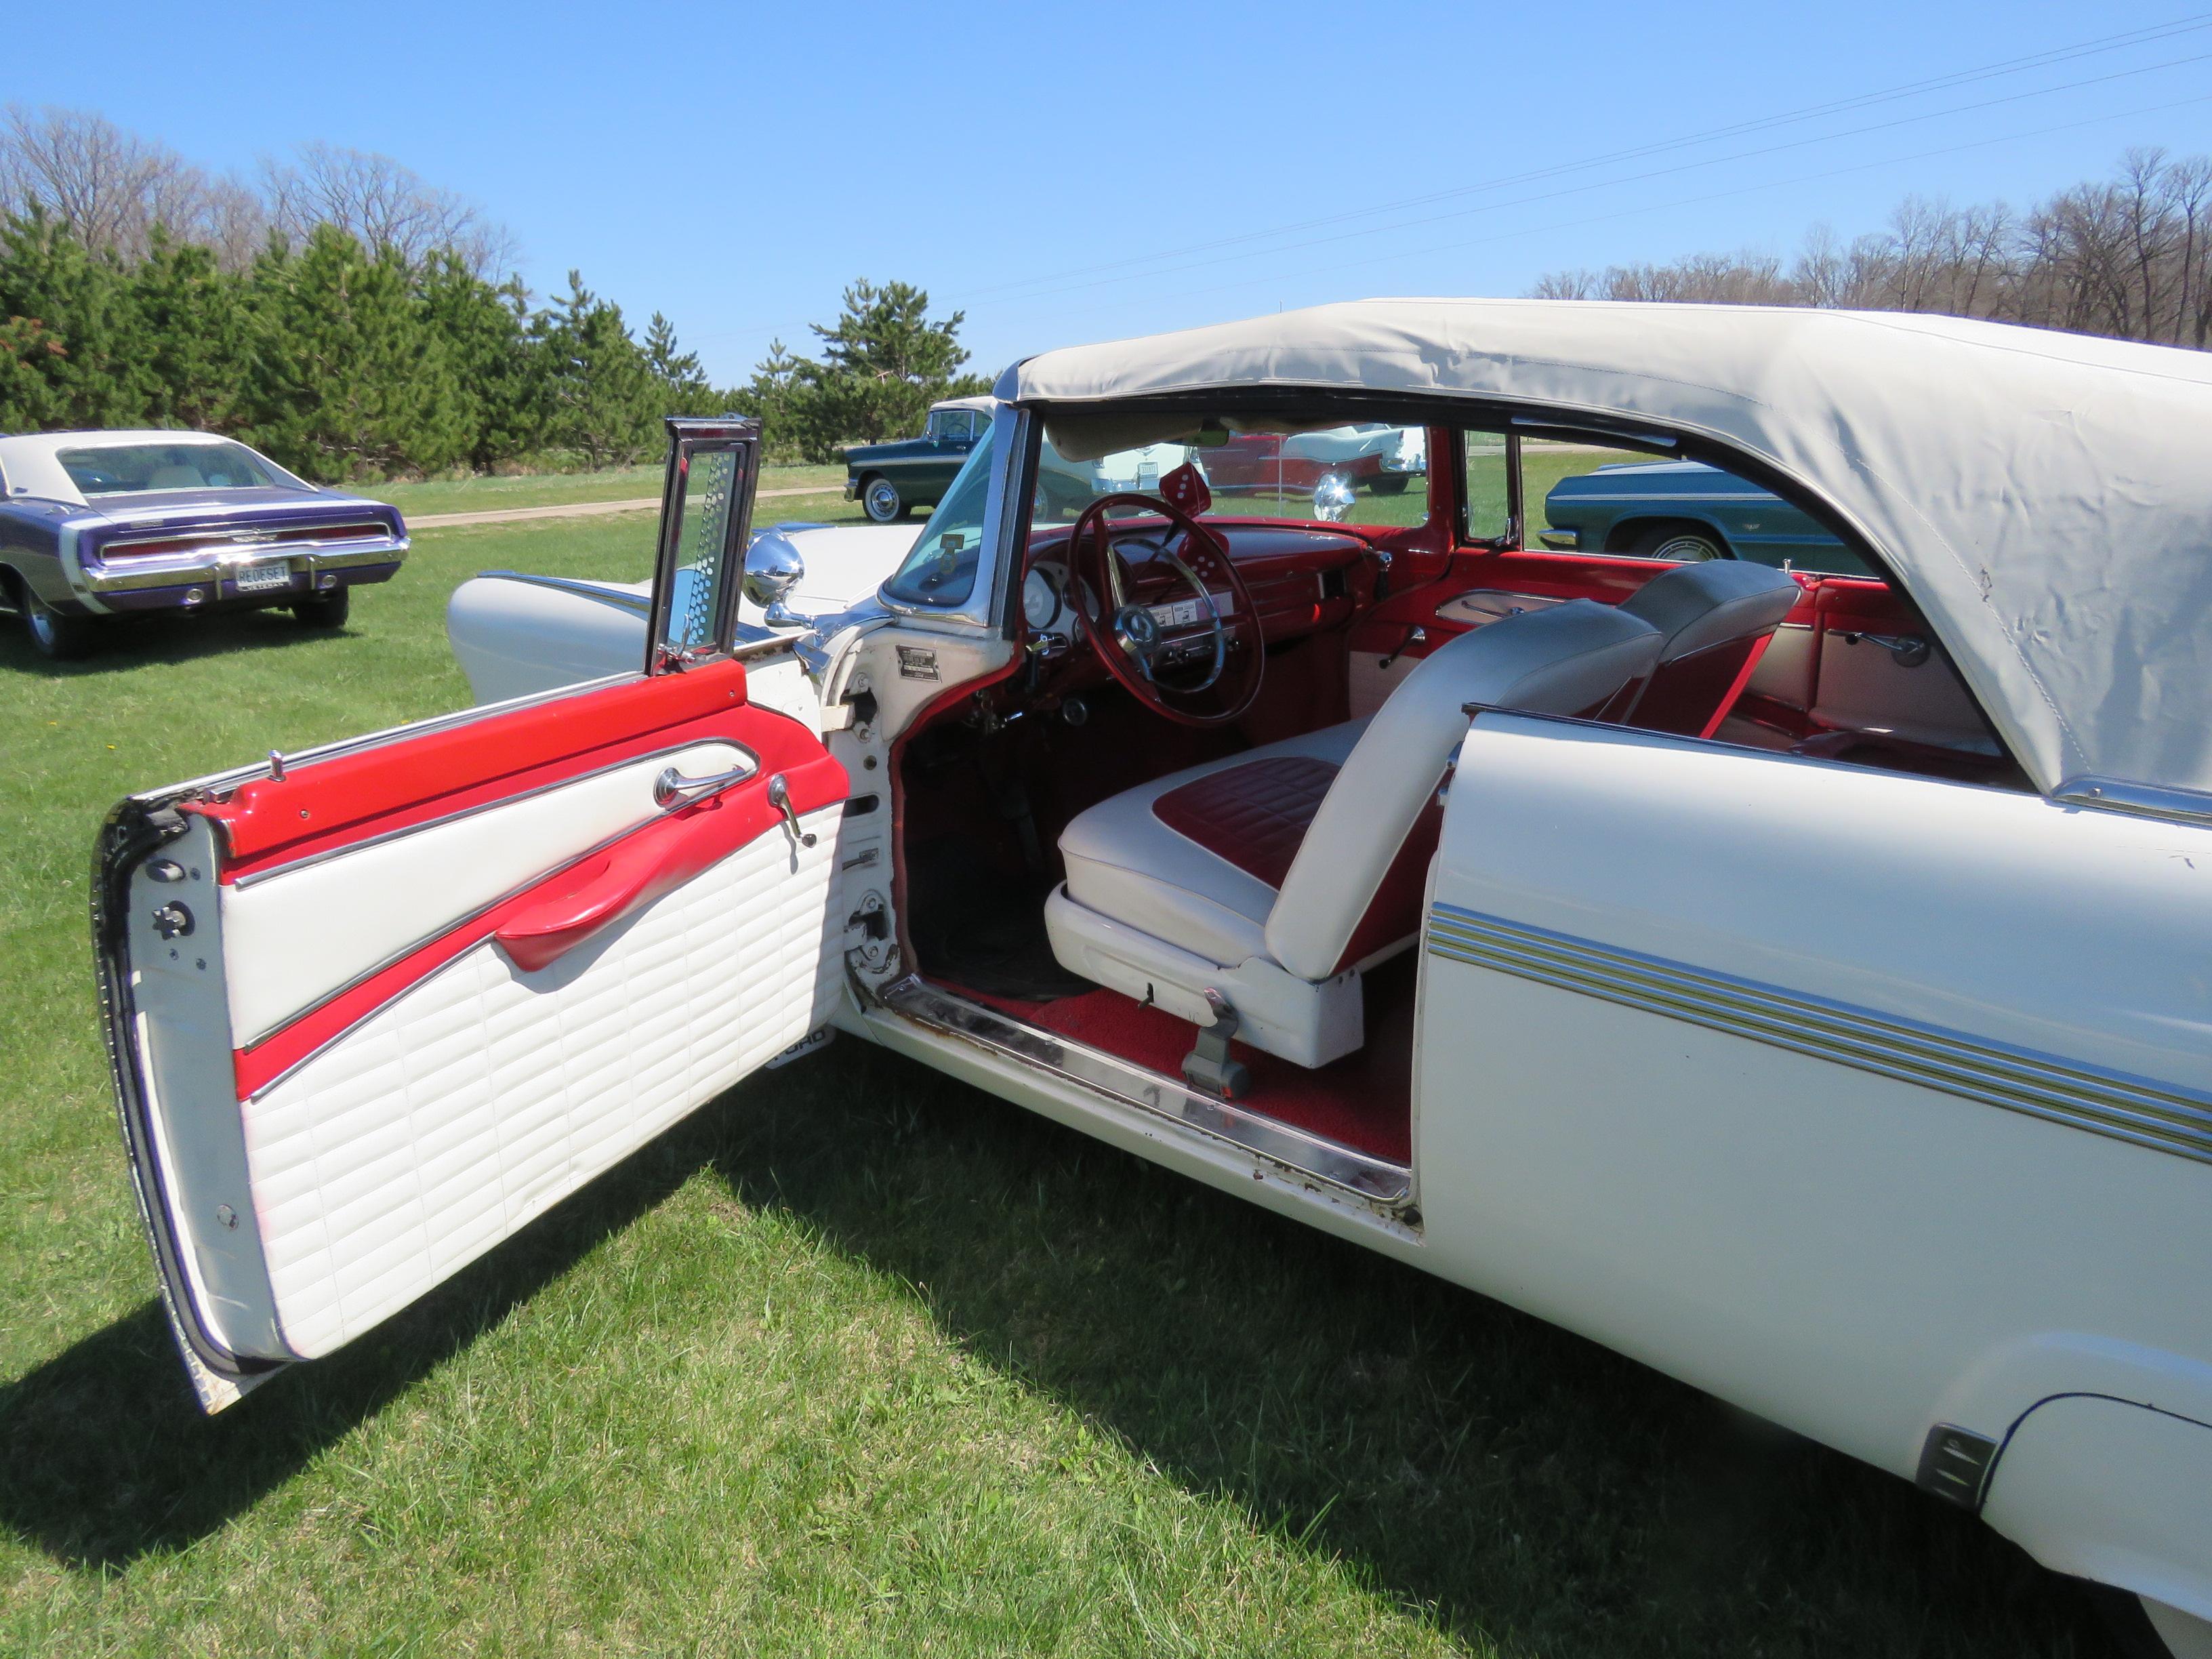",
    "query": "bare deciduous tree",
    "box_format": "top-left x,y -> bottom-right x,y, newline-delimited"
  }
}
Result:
1530,149 -> 2212,349
262,142 -> 514,276
0,104 -> 266,266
